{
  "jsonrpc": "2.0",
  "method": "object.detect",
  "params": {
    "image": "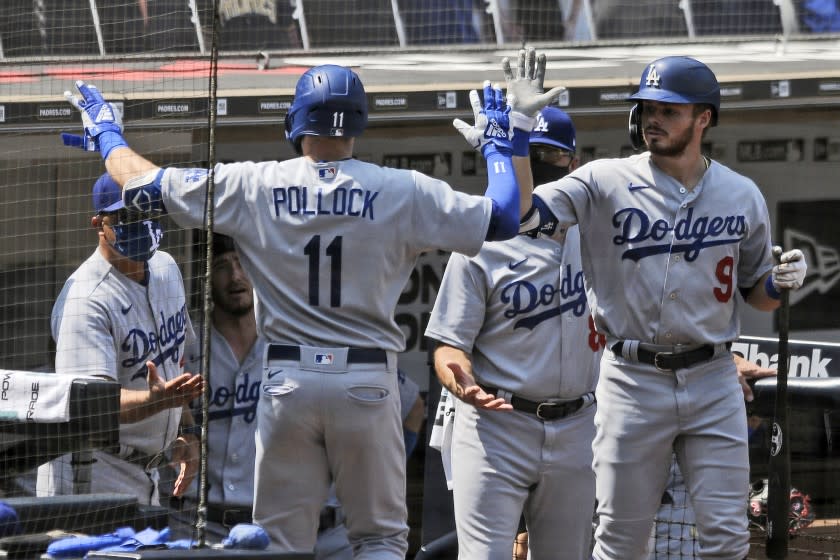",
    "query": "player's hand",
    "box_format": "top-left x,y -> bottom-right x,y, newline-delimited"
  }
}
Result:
63,80 -> 126,158
771,247 -> 807,290
447,362 -> 513,411
733,353 -> 776,402
146,361 -> 205,409
453,82 -> 513,158
502,48 -> 567,130
170,432 -> 200,496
